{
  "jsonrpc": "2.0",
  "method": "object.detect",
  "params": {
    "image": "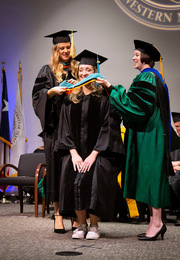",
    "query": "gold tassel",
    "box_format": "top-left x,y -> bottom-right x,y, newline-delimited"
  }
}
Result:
153,44 -> 165,82
70,31 -> 76,58
160,56 -> 165,81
